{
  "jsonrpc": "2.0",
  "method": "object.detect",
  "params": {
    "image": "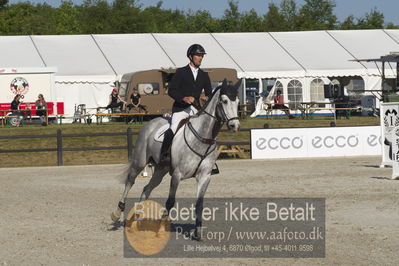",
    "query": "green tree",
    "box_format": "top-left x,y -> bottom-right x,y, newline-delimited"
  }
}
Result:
0,0 -> 393,36
240,9 -> 262,32
55,1 -> 81,34
110,0 -> 141,33
339,9 -> 385,30
139,4 -> 186,33
0,0 -> 8,9
386,23 -> 399,29
280,0 -> 298,30
78,0 -> 112,34
29,3 -> 58,34
185,10 -> 219,33
112,0 -> 141,9
220,0 -> 241,32
356,9 -> 384,29
339,15 -> 357,30
297,0 -> 337,30
263,3 -> 285,32
1,3 -> 39,34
